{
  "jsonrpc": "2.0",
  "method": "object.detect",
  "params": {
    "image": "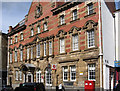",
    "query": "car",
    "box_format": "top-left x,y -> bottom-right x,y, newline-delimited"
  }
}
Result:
14,83 -> 45,91
1,85 -> 13,91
